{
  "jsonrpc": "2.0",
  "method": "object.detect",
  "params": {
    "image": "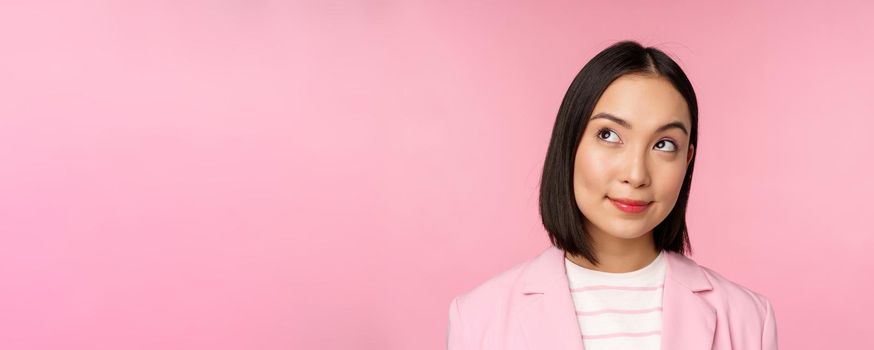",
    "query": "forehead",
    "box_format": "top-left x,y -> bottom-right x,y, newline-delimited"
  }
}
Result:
591,74 -> 690,128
